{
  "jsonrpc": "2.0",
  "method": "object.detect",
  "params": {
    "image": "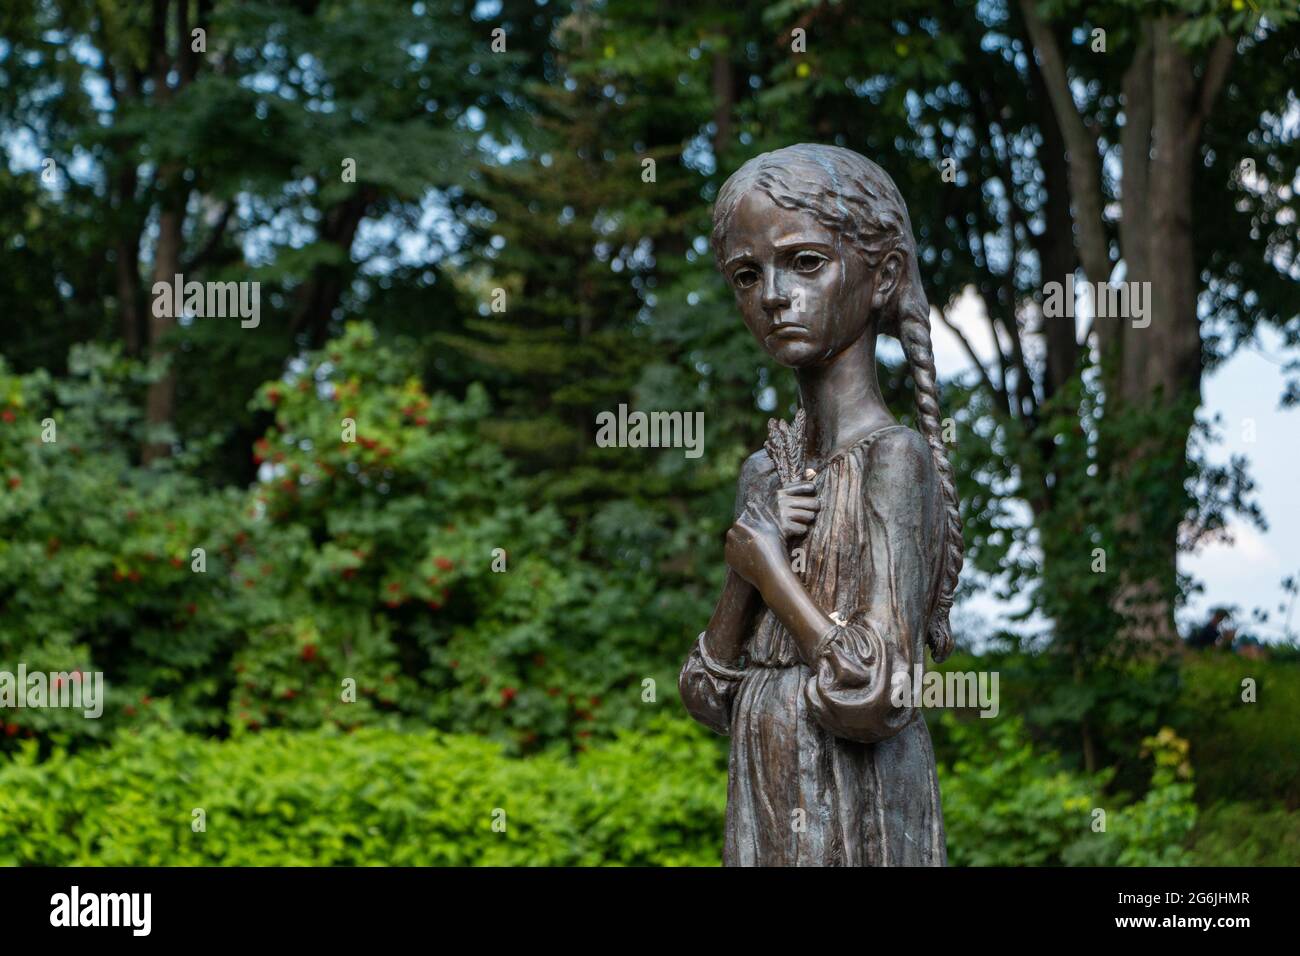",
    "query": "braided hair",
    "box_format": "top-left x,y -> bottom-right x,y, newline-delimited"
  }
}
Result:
711,144 -> 963,662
